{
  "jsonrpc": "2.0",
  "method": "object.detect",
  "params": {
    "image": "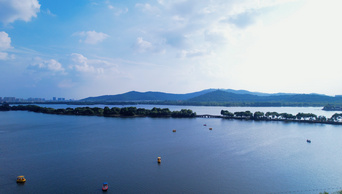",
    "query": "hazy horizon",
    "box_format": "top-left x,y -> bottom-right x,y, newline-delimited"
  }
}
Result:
1,88 -> 340,101
1,0 -> 342,99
